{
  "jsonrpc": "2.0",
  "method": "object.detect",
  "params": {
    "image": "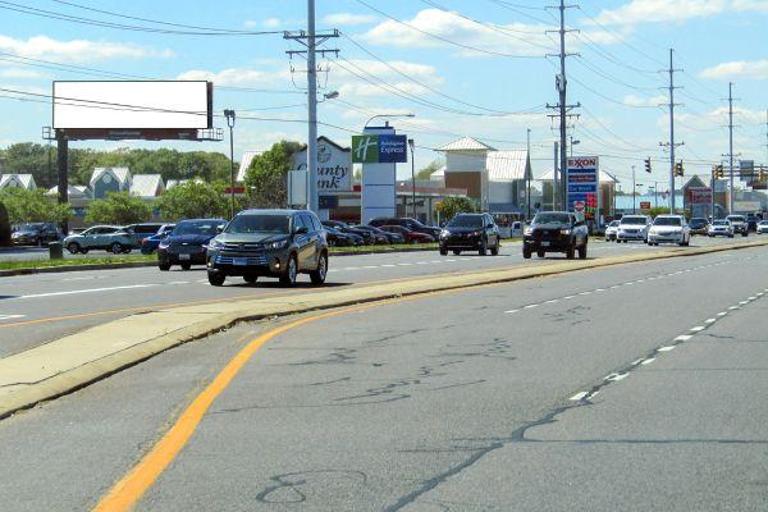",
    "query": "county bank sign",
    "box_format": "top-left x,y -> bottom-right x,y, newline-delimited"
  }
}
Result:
294,136 -> 352,192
